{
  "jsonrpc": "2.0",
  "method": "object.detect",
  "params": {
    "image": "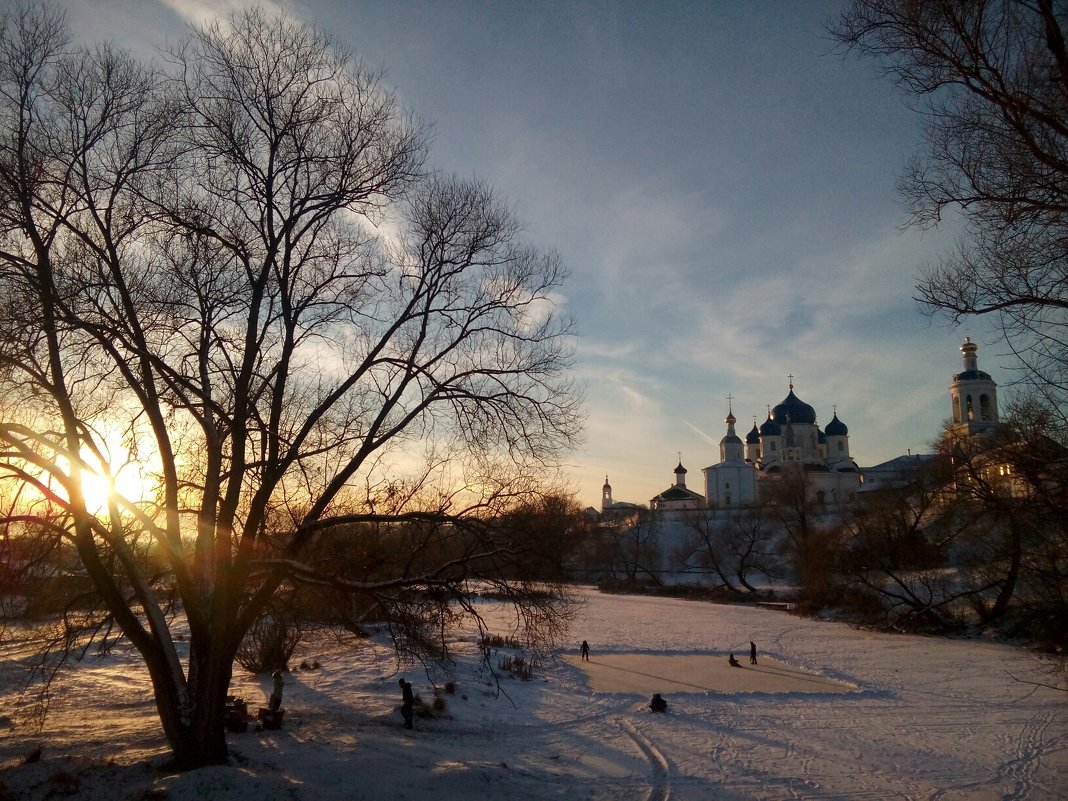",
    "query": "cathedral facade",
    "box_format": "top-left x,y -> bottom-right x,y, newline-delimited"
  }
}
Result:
641,379 -> 860,512
697,380 -> 861,510
609,339 -> 1001,514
